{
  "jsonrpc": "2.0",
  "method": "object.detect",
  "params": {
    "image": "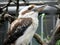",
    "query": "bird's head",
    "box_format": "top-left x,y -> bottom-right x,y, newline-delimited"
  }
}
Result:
18,5 -> 45,18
